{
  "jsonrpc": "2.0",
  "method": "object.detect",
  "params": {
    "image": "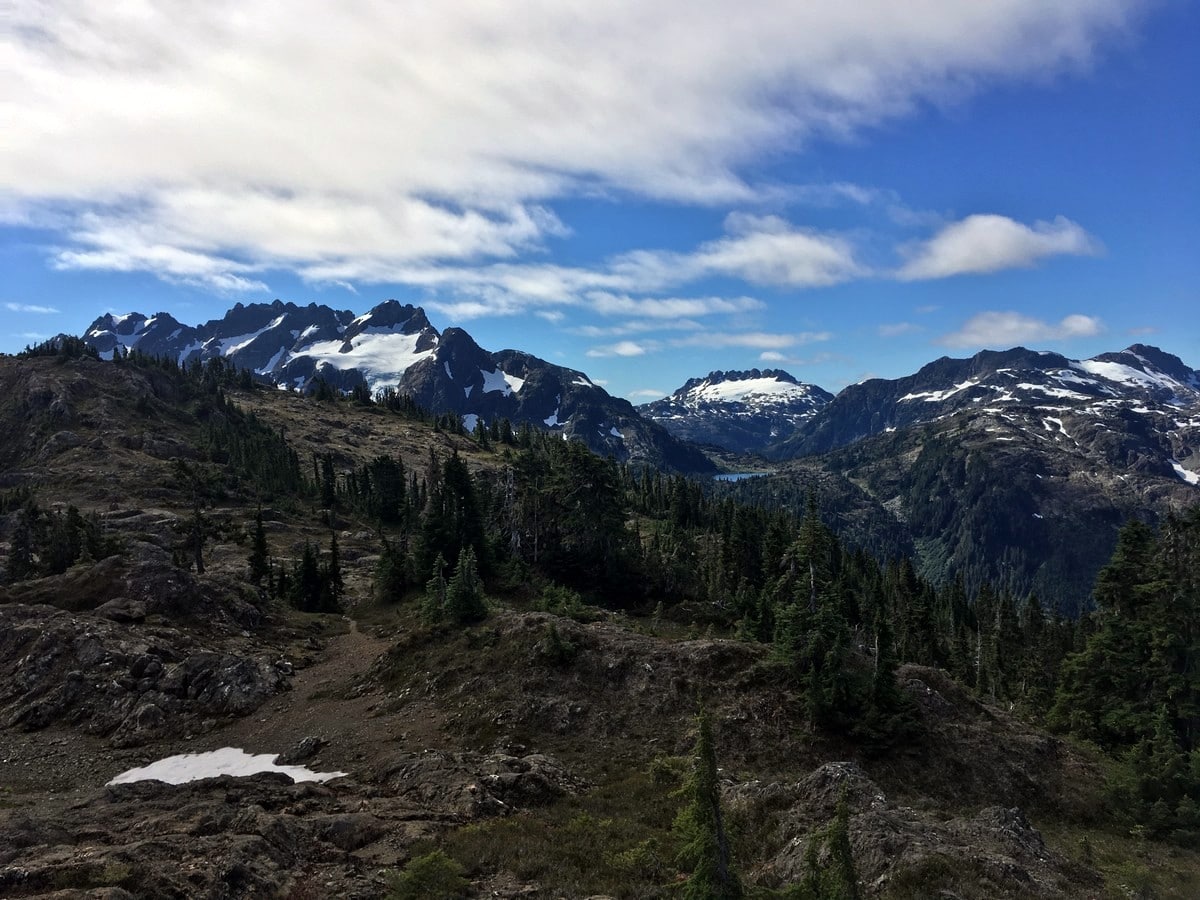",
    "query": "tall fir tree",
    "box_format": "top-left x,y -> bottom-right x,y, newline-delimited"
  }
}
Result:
674,710 -> 742,899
